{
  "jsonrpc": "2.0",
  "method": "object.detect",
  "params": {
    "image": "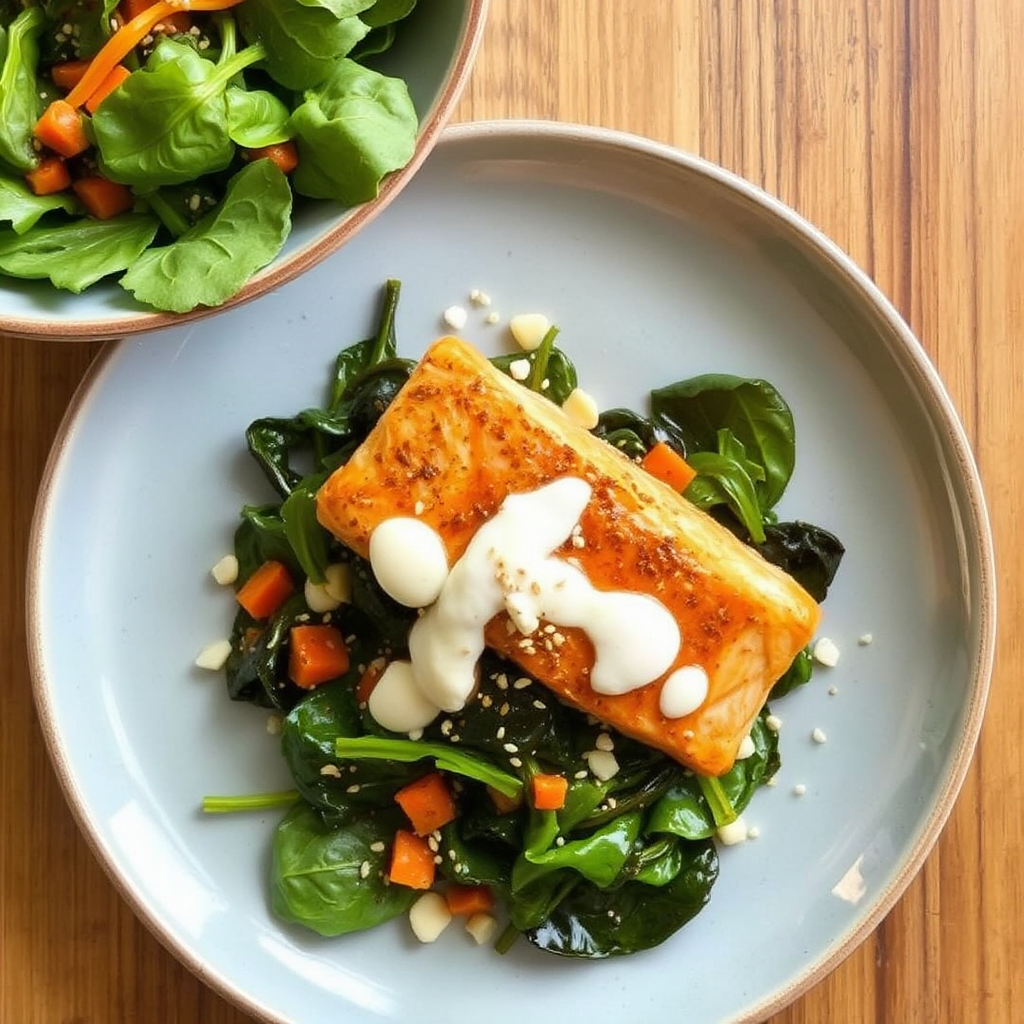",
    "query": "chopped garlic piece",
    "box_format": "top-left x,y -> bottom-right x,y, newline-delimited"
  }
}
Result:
194,639 -> 232,671
210,554 -> 238,585
812,637 -> 840,667
408,891 -> 452,943
465,912 -> 499,944
443,305 -> 468,330
304,577 -> 341,613
509,313 -> 551,351
716,816 -> 748,846
562,387 -> 600,429
508,358 -> 531,381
